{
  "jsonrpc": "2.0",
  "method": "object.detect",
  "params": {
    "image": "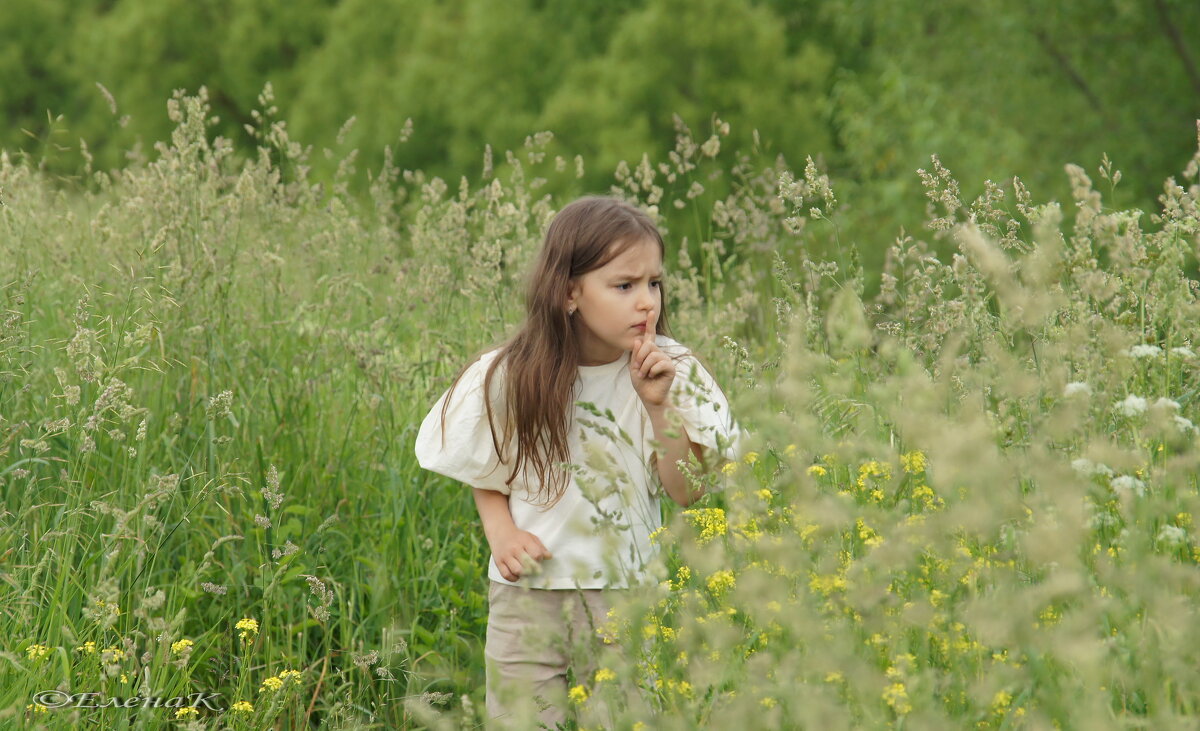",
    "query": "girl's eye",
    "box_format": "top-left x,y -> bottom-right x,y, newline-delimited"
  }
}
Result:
618,281 -> 662,290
